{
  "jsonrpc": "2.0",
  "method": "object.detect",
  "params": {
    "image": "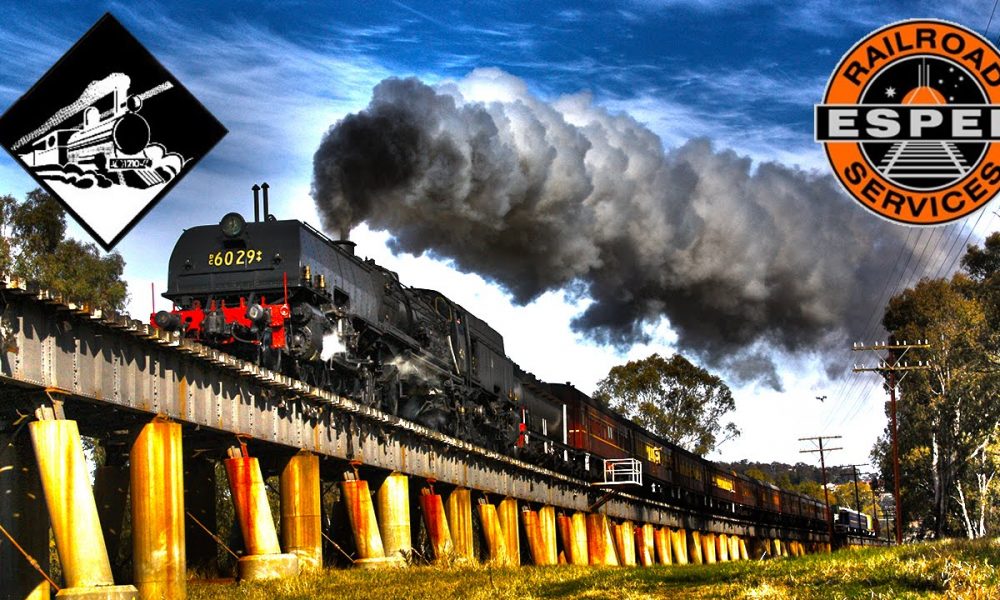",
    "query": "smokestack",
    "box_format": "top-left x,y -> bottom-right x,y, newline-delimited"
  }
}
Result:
252,183 -> 260,222
261,181 -> 270,220
310,69 -> 945,388
332,240 -> 356,256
